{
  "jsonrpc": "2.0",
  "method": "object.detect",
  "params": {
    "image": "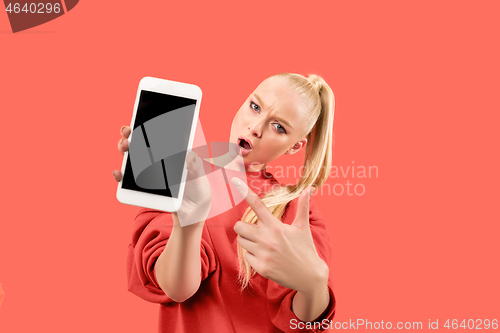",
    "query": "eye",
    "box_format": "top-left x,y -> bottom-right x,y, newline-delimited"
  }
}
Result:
250,101 -> 260,113
273,123 -> 287,134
